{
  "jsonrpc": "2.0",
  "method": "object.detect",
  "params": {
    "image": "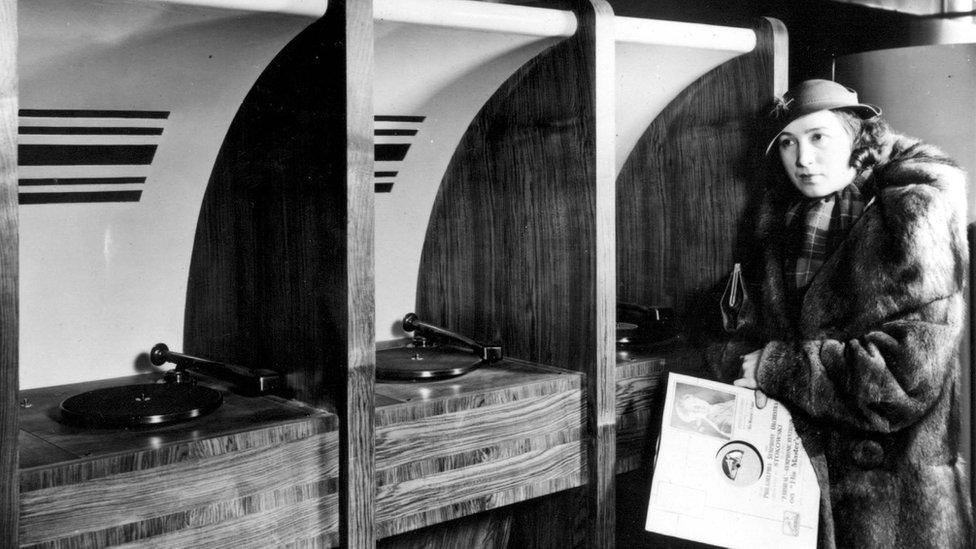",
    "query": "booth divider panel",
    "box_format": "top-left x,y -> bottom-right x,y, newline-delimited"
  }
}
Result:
415,30 -> 600,370
615,17 -> 787,339
587,3 -> 618,546
184,10 -> 374,411
415,6 -> 610,387
612,17 -> 787,546
0,0 -> 17,544
338,1 -> 377,547
185,14 -> 348,406
416,0 -> 616,545
184,4 -> 376,546
370,4 -> 573,343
